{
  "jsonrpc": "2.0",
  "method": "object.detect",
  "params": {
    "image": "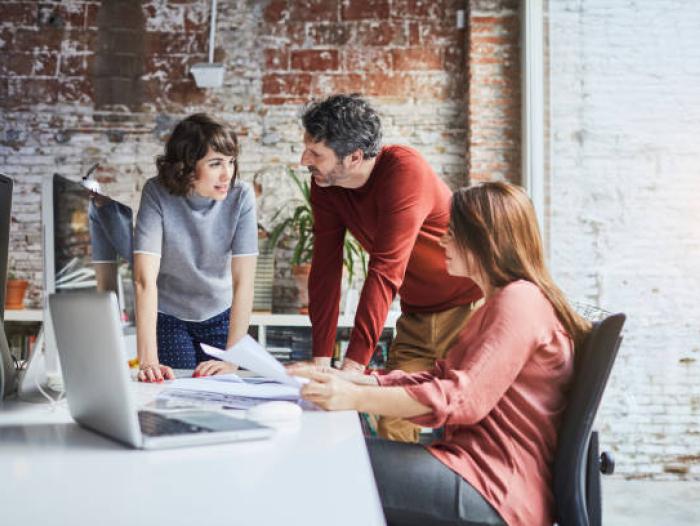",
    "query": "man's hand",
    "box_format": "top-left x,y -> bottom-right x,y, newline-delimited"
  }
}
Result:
287,360 -> 336,377
313,356 -> 332,367
138,362 -> 175,383
341,357 -> 365,373
300,370 -> 361,411
193,360 -> 238,377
